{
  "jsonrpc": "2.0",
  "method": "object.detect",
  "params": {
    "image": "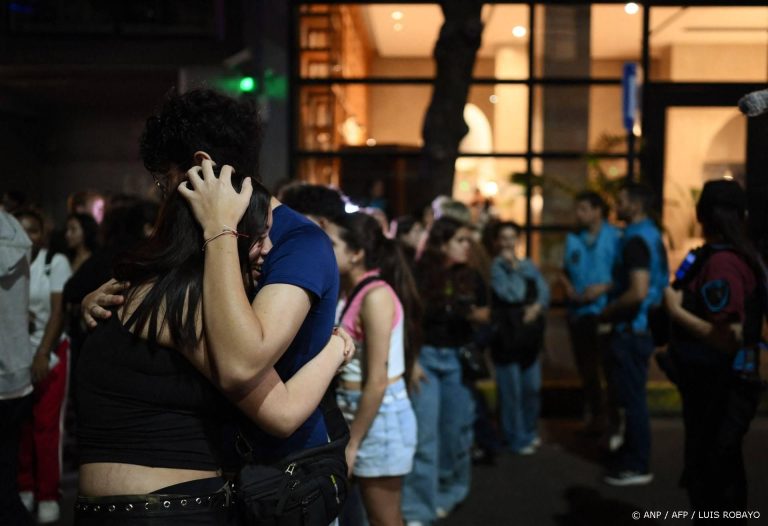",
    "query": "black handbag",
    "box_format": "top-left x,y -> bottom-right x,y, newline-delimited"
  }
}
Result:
236,390 -> 350,525
490,277 -> 545,369
458,342 -> 490,382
